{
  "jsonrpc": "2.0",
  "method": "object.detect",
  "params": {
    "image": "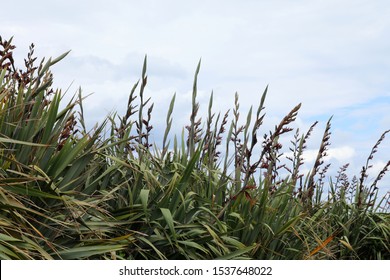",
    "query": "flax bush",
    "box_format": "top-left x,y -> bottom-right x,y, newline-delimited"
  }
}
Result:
0,37 -> 389,260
